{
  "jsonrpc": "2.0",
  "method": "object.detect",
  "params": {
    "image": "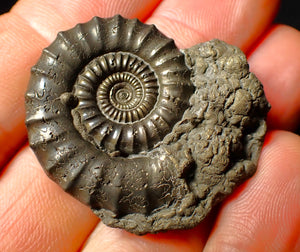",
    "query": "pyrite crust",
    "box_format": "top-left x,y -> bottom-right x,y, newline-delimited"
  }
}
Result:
25,16 -> 269,235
